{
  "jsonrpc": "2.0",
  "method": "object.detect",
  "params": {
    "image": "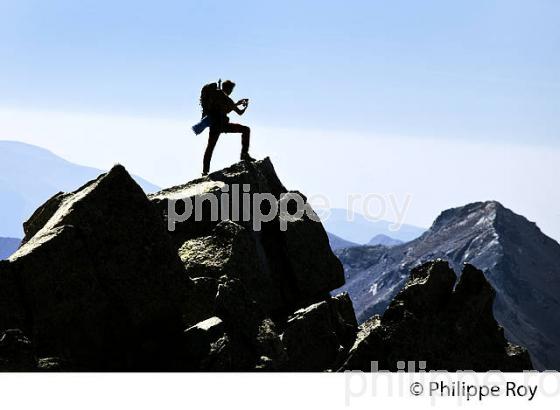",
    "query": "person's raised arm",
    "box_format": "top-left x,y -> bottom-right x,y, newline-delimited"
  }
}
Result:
233,99 -> 249,115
